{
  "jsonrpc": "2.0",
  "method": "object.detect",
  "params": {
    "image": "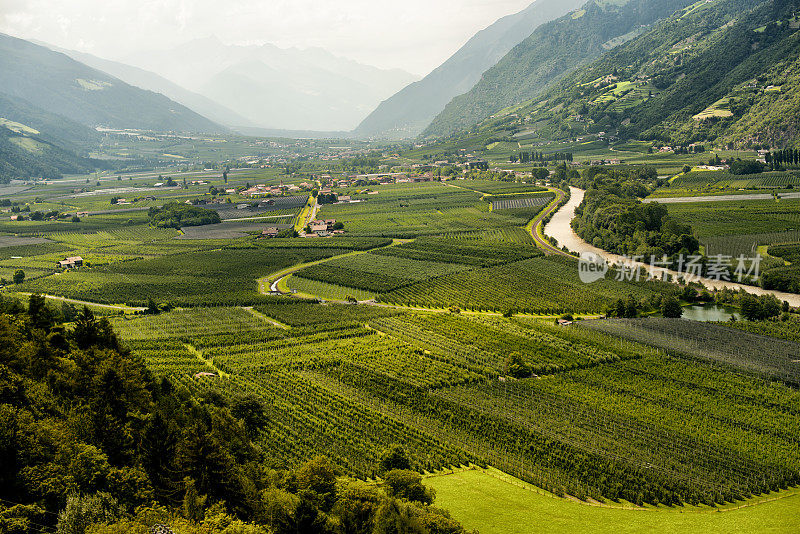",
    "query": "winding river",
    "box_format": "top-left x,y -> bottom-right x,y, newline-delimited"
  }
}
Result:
543,187 -> 800,308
